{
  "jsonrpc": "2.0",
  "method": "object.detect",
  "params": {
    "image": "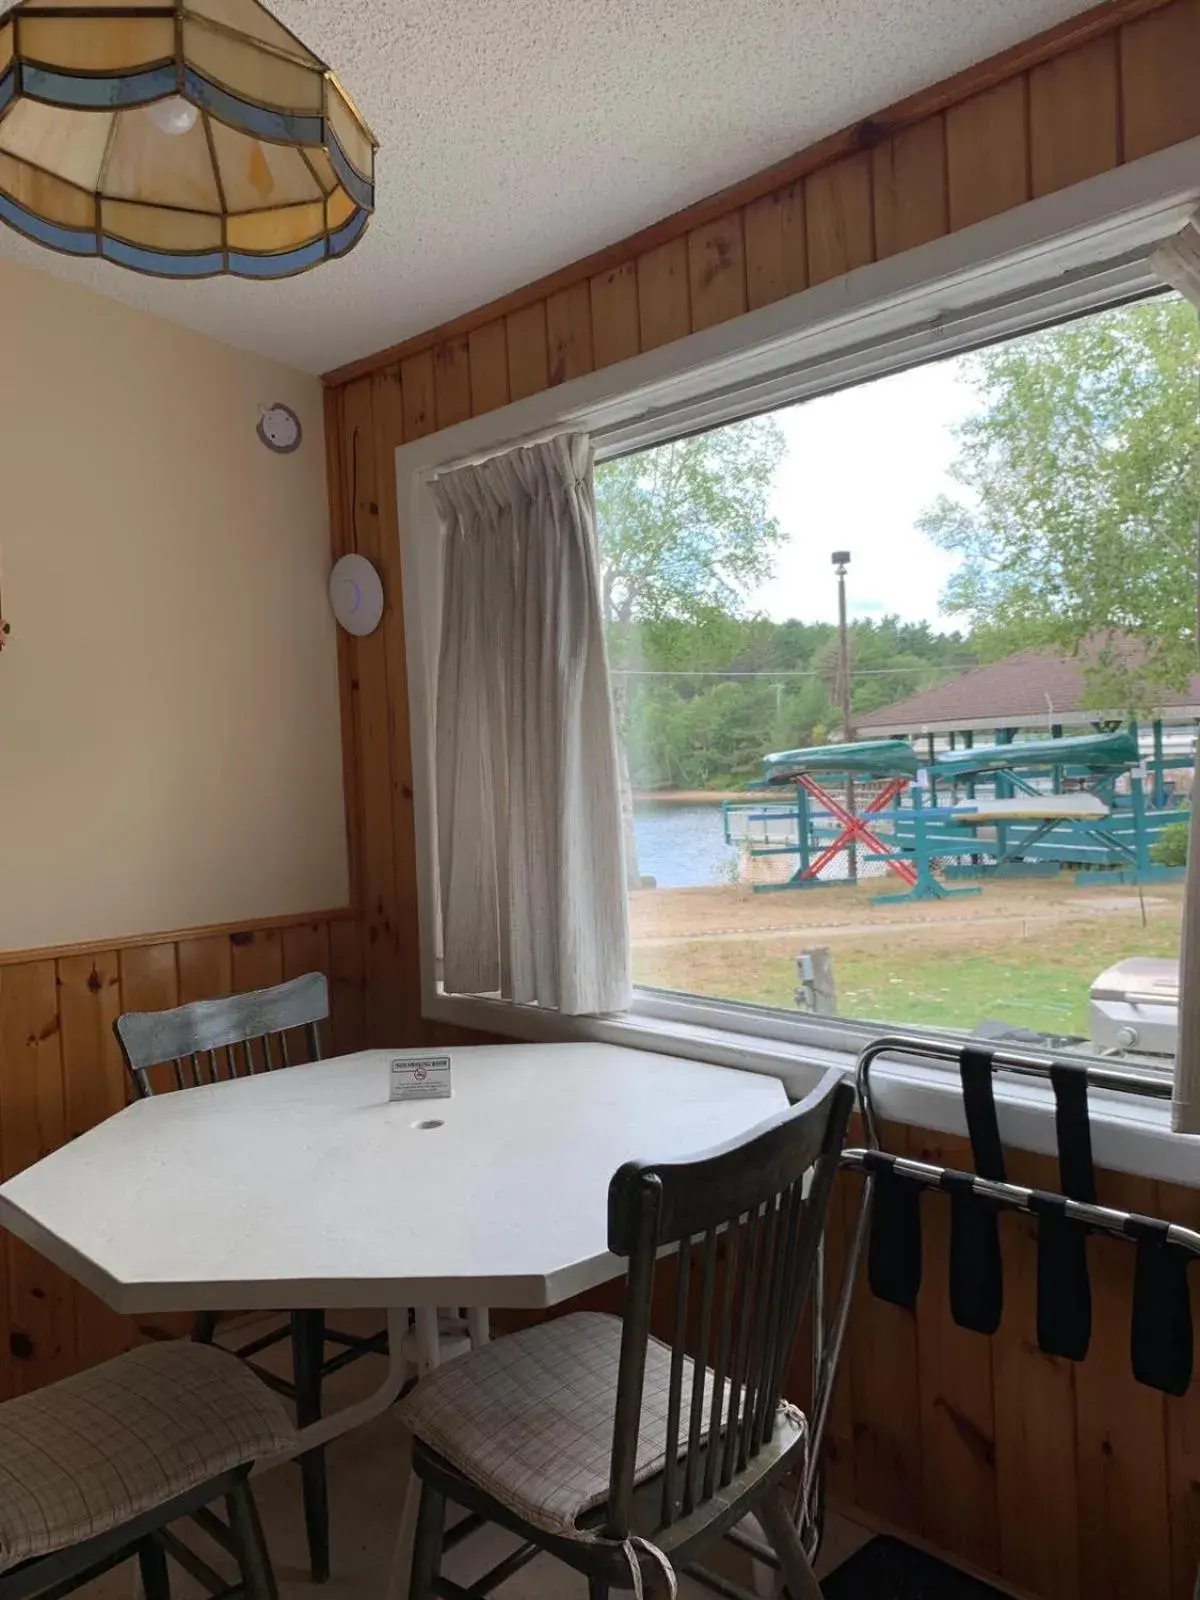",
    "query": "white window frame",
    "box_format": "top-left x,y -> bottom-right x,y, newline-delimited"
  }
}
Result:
393,137 -> 1200,1182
